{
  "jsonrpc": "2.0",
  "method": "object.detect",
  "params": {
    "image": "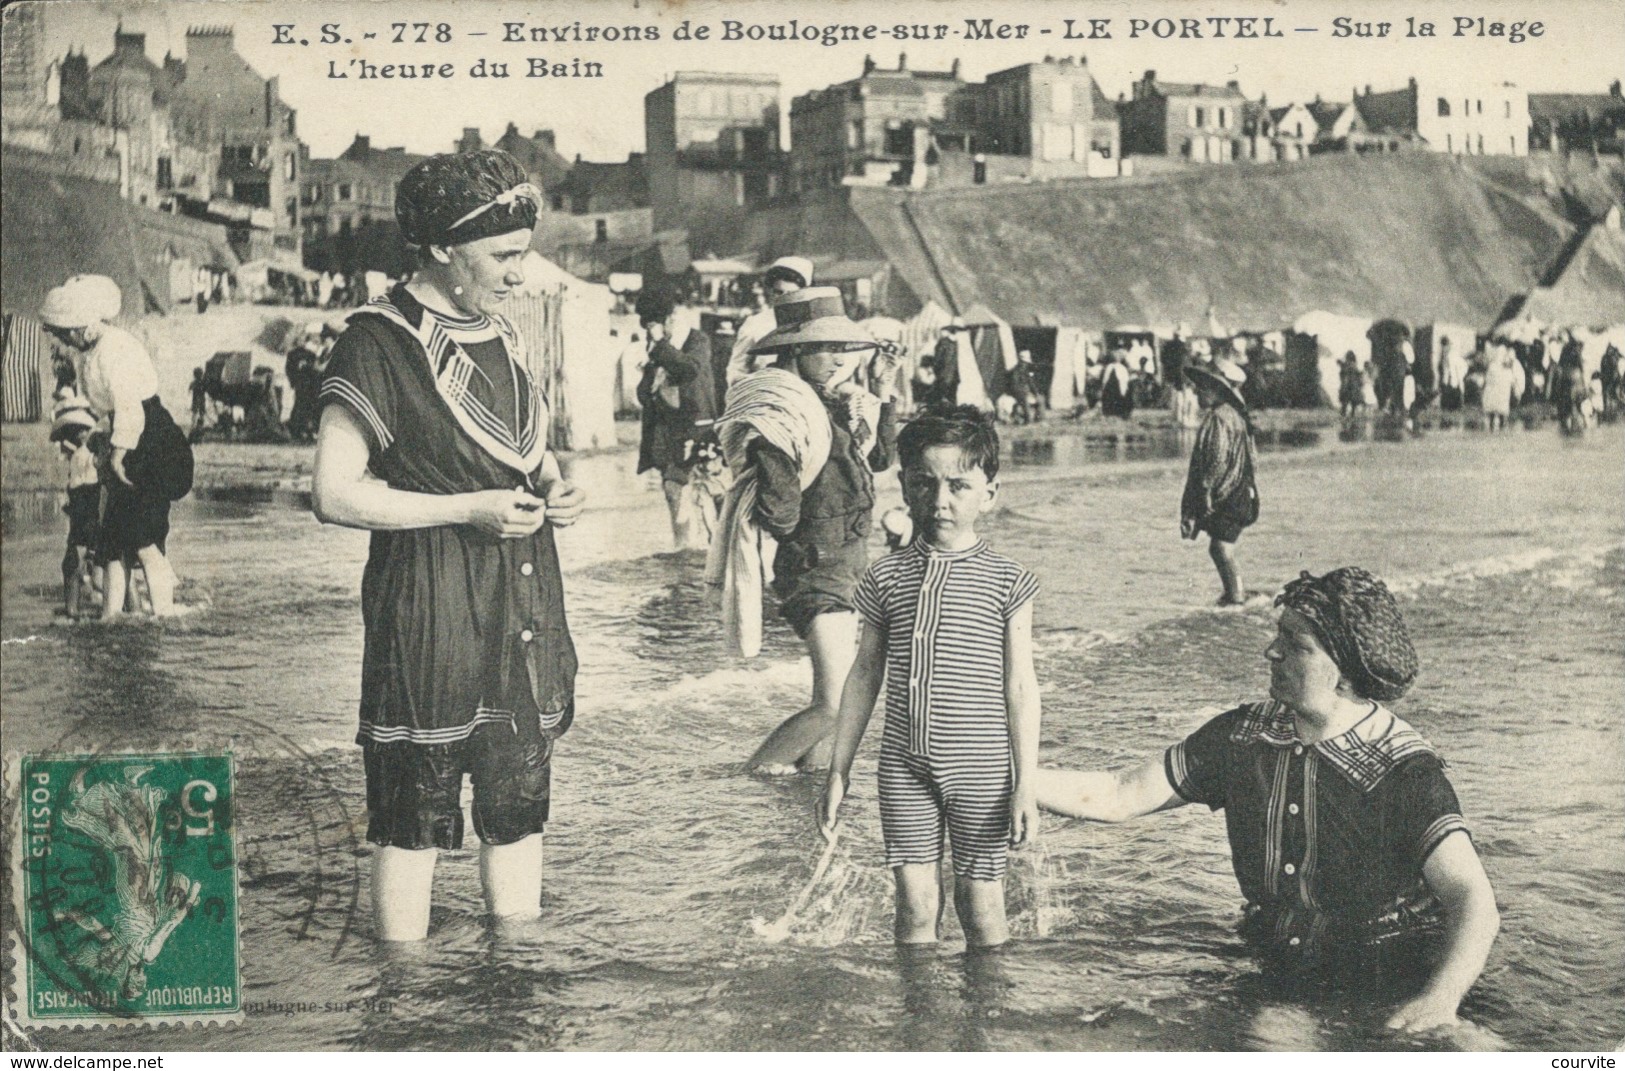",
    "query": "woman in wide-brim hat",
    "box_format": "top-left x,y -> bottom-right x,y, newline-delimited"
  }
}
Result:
1180,356 -> 1259,605
39,274 -> 193,619
312,148 -> 586,942
724,287 -> 900,771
